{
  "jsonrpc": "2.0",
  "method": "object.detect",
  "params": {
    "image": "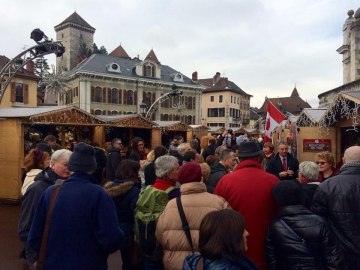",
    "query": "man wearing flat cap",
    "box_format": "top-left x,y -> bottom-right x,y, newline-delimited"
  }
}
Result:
28,142 -> 125,270
214,141 -> 279,270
